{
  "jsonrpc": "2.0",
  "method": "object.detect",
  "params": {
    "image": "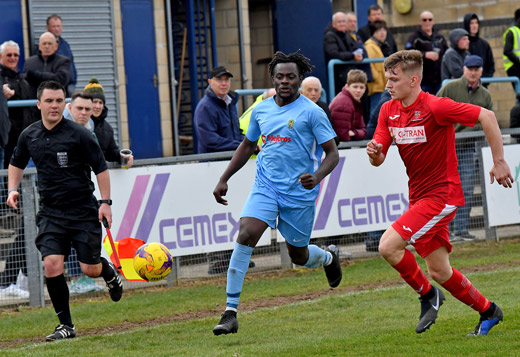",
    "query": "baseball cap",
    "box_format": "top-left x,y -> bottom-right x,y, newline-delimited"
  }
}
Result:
209,66 -> 233,79
463,55 -> 483,68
